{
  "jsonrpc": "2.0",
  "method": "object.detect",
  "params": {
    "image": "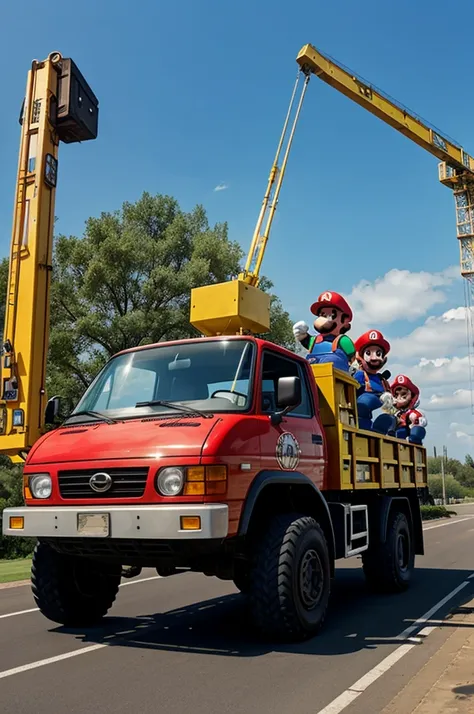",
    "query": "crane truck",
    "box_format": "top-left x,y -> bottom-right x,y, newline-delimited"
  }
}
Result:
2,47 -> 433,642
